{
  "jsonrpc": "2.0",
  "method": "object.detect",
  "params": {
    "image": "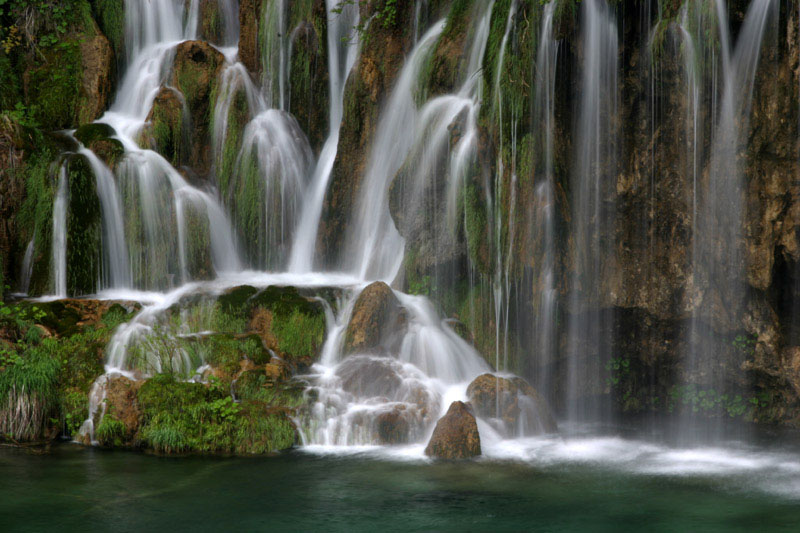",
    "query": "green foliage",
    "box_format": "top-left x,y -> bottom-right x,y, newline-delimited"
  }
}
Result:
605,356 -> 630,387
732,334 -> 757,355
95,413 -> 125,446
272,308 -> 325,360
667,384 -> 765,419
137,373 -> 297,455
92,0 -> 124,58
